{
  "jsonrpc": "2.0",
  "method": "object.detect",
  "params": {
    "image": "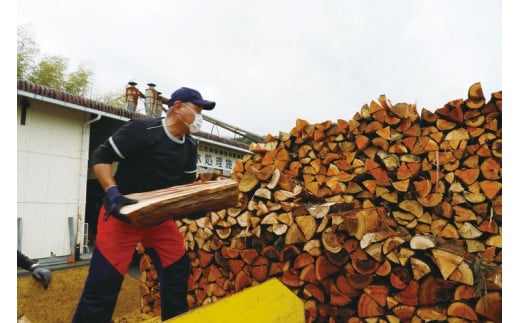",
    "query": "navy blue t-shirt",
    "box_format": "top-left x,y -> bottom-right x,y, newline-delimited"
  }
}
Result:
90,117 -> 198,194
